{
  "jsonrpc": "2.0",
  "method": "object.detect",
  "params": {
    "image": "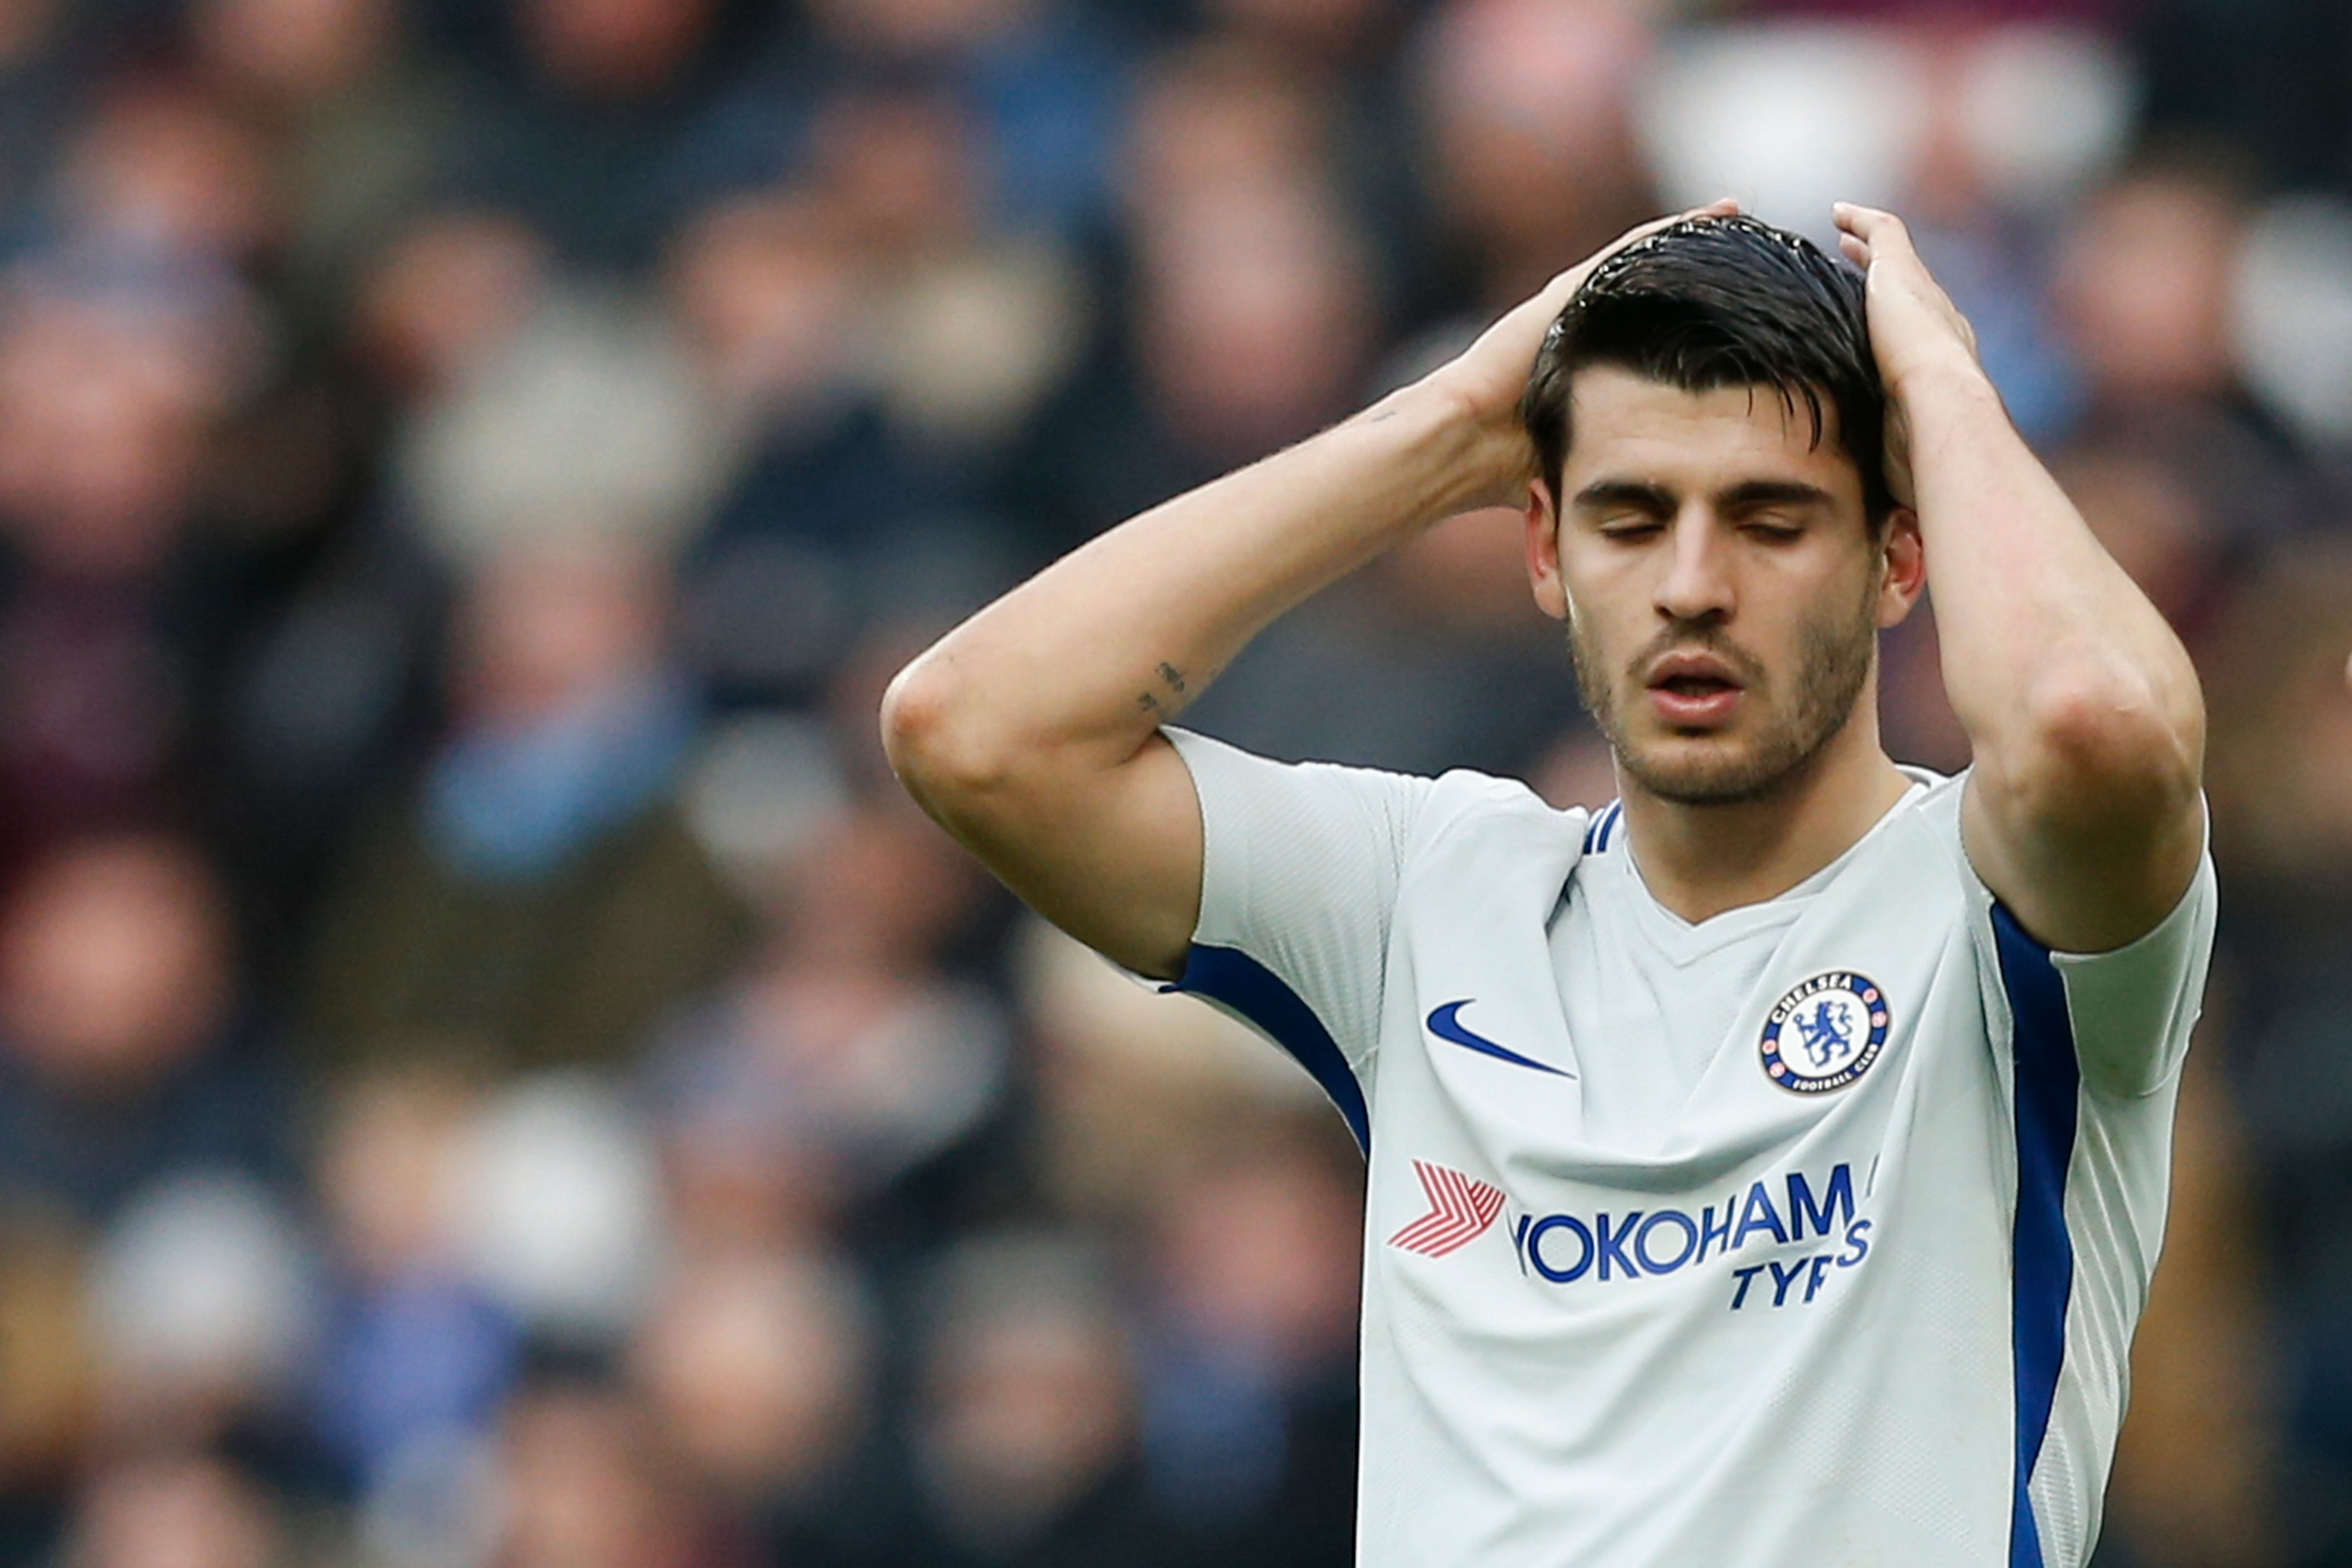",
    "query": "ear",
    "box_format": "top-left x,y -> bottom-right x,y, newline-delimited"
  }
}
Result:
1525,477 -> 1568,621
1875,506 -> 1925,628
